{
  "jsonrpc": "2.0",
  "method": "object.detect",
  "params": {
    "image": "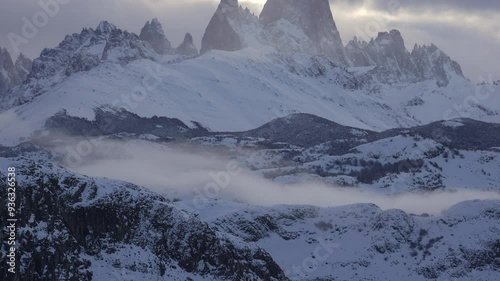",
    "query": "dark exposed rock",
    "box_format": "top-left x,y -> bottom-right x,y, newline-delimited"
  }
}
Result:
0,48 -> 32,97
201,0 -> 244,54
139,18 -> 172,54
14,53 -> 32,84
237,113 -> 376,149
411,43 -> 463,87
346,30 -> 464,86
176,33 -> 199,56
43,108 -> 209,140
0,48 -> 15,96
260,0 -> 348,66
